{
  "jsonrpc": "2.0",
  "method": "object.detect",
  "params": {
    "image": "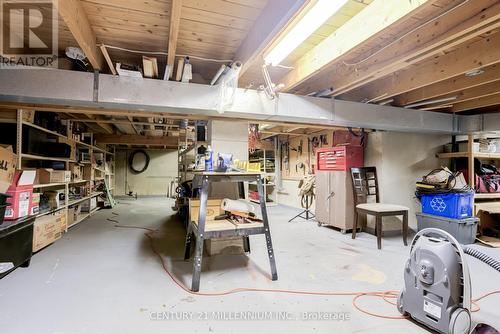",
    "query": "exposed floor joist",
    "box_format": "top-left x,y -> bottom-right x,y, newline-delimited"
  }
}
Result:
279,0 -> 433,92
452,92 -> 500,112
342,30 -> 500,102
326,0 -> 500,97
95,134 -> 178,146
394,63 -> 500,106
167,0 -> 182,79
